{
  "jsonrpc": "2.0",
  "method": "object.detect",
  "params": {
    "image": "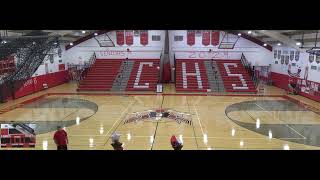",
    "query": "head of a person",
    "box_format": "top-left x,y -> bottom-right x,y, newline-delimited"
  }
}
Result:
111,132 -> 121,143
57,126 -> 63,131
